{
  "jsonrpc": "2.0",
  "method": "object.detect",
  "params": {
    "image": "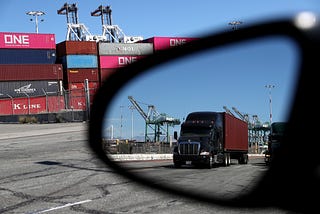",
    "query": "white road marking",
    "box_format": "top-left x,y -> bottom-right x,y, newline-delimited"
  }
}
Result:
30,199 -> 92,214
